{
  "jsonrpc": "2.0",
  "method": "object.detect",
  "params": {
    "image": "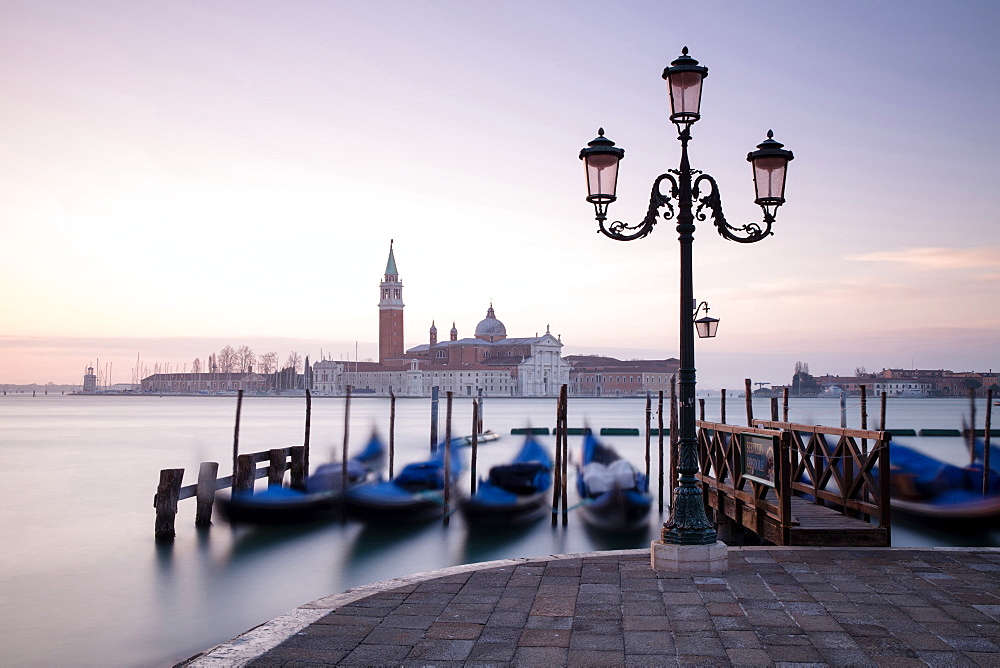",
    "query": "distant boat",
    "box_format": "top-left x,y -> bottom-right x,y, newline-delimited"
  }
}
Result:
576,433 -> 652,532
460,436 -> 552,527
344,441 -> 463,523
450,430 -> 500,447
217,433 -> 385,525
